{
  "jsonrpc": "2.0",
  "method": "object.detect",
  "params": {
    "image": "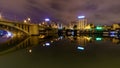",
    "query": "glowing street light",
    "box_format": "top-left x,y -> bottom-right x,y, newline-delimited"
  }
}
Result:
27,18 -> 31,21
24,20 -> 27,23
